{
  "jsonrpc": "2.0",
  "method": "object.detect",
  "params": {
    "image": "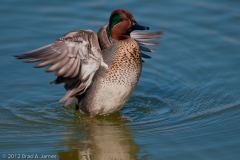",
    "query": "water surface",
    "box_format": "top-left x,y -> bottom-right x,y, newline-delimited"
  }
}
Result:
1,0 -> 240,159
